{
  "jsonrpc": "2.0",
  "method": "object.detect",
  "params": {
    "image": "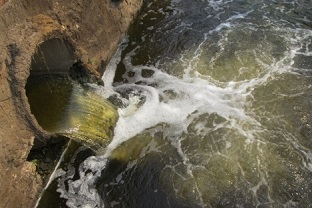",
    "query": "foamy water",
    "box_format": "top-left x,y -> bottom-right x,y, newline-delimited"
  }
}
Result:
53,0 -> 311,207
